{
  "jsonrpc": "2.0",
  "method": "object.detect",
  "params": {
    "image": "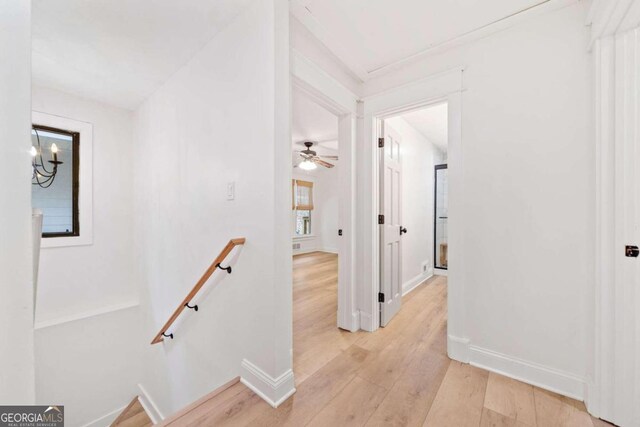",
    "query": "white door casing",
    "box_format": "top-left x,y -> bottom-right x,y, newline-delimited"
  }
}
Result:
613,28 -> 640,426
591,24 -> 640,426
360,67 -> 464,338
379,122 -> 403,326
